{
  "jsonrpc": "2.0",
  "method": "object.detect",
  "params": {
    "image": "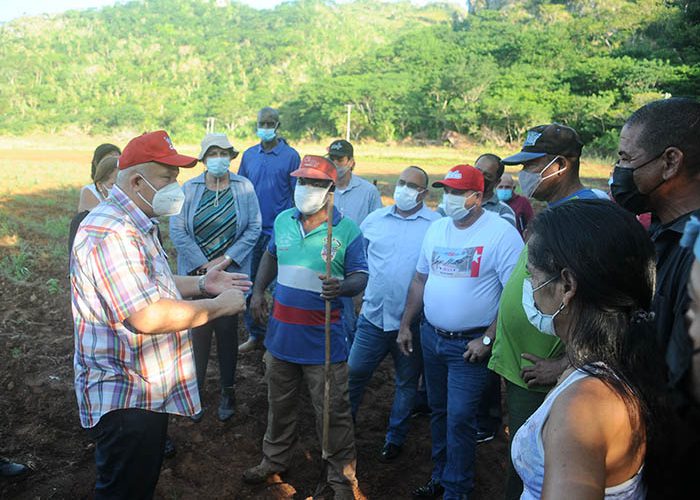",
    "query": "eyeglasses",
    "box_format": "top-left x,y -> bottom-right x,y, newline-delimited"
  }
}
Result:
532,273 -> 559,292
